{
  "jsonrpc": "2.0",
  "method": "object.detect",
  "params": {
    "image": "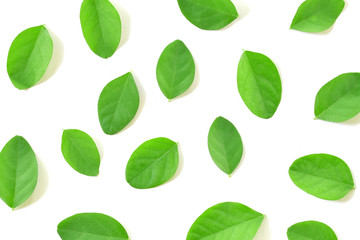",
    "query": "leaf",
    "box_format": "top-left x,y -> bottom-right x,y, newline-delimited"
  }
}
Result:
314,73 -> 360,122
7,25 -> 53,90
57,212 -> 129,240
98,72 -> 140,135
208,116 -> 243,176
0,136 -> 38,209
126,137 -> 179,189
289,153 -> 354,200
287,221 -> 337,240
290,0 -> 345,33
61,129 -> 100,176
177,0 -> 238,30
237,50 -> 282,119
187,202 -> 264,240
156,40 -> 195,100
80,0 -> 122,58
